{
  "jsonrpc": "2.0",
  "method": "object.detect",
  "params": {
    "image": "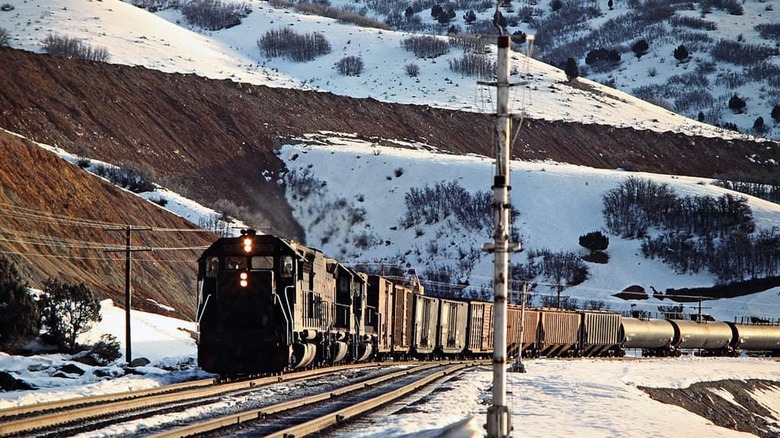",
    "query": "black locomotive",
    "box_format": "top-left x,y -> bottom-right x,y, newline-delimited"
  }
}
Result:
196,231 -> 780,376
